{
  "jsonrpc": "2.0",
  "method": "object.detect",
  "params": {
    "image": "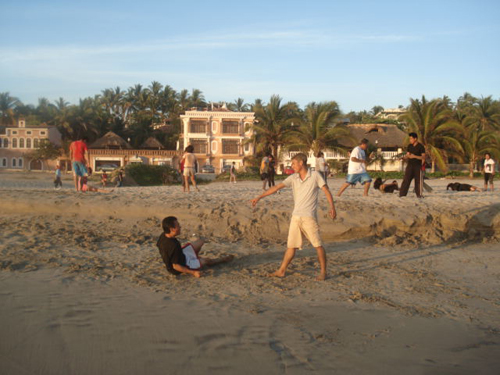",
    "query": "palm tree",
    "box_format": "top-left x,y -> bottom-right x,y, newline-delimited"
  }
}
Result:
286,101 -> 352,156
400,96 -> 464,173
468,96 -> 500,132
189,89 -> 206,109
228,98 -> 249,112
250,95 -> 298,157
0,92 -> 22,125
